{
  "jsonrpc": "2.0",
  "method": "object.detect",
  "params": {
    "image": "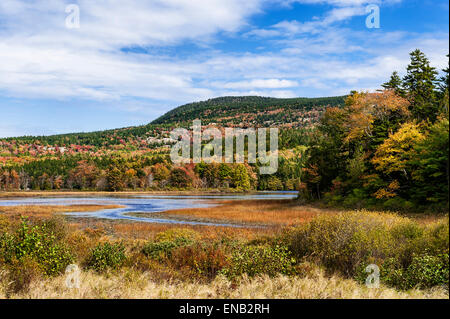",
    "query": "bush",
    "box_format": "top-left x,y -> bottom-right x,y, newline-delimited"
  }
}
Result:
288,211 -> 395,276
170,243 -> 229,278
220,245 -> 296,279
357,253 -> 449,290
6,256 -> 42,294
288,211 -> 449,290
404,254 -> 449,289
0,219 -> 73,276
169,167 -> 193,188
142,240 -> 181,260
155,228 -> 200,243
86,242 -> 127,272
142,228 -> 198,260
39,216 -> 69,241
